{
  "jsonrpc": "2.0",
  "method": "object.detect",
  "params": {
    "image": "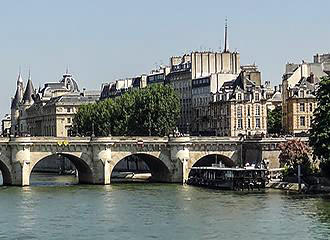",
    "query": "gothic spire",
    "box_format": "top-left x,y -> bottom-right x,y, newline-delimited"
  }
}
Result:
11,71 -> 24,109
224,18 -> 229,53
22,70 -> 35,105
17,66 -> 23,84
